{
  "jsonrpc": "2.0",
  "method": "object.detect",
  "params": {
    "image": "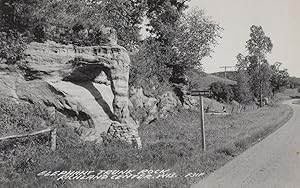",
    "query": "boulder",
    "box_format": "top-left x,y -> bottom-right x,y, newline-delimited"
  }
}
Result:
129,87 -> 158,124
158,92 -> 178,118
102,121 -> 141,149
129,87 -> 180,122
